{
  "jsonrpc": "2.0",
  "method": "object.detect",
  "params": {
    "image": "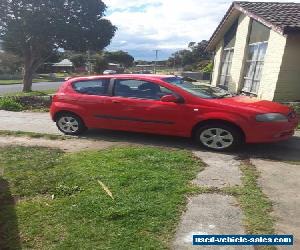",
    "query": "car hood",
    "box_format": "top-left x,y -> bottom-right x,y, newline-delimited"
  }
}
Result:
211,96 -> 291,114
